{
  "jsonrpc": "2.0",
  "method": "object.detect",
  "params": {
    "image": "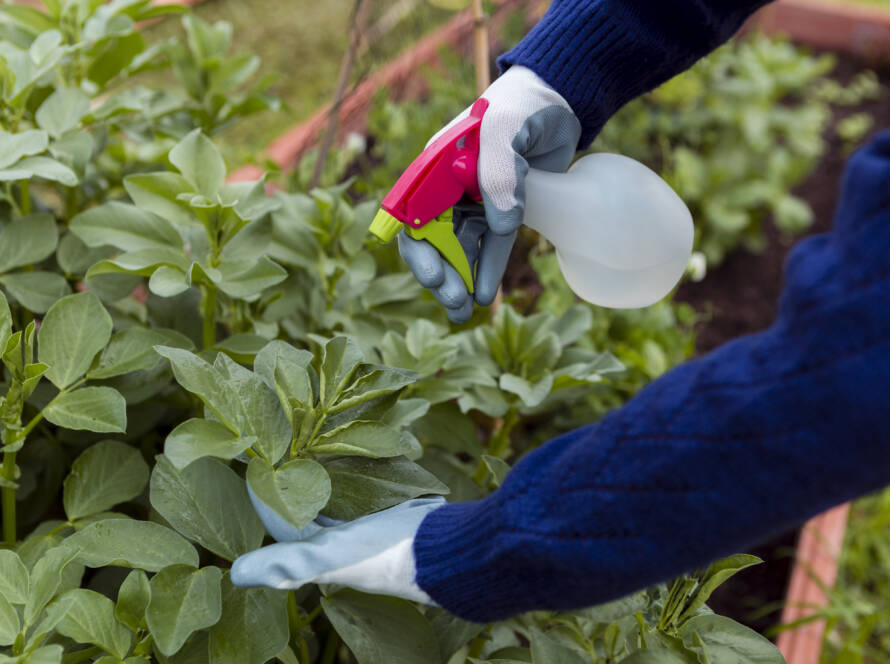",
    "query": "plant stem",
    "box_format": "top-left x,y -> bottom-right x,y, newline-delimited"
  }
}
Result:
467,627 -> 490,658
201,285 -> 218,350
19,180 -> 29,216
320,630 -> 341,664
1,449 -> 16,545
472,409 -> 519,485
